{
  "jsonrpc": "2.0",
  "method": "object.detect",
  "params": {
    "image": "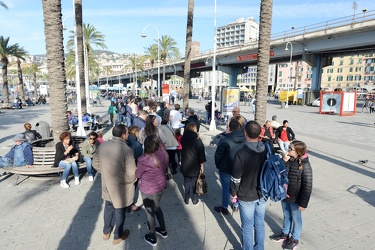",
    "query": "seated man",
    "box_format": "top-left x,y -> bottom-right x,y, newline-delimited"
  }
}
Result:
259,120 -> 275,152
0,134 -> 33,168
275,120 -> 295,153
270,115 -> 281,130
